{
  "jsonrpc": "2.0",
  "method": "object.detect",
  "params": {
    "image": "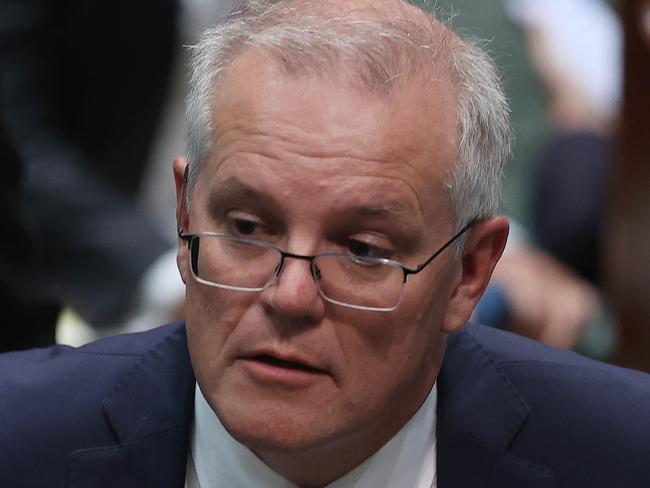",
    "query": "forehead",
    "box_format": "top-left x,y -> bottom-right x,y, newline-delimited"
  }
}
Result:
200,49 -> 459,222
